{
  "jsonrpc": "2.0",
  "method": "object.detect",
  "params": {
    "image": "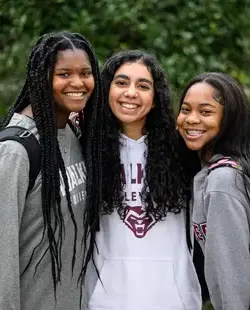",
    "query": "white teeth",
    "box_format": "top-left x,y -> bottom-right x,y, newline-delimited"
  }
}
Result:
121,103 -> 138,109
65,92 -> 85,97
186,130 -> 205,136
